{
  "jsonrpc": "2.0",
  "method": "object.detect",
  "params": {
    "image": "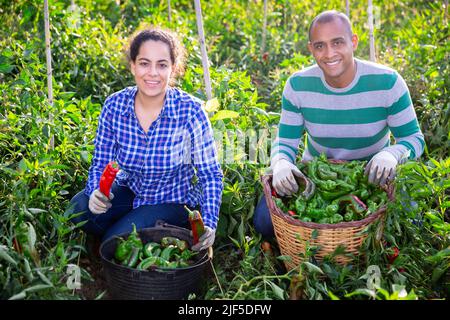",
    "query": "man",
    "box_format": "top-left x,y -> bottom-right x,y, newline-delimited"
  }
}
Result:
254,10 -> 424,237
